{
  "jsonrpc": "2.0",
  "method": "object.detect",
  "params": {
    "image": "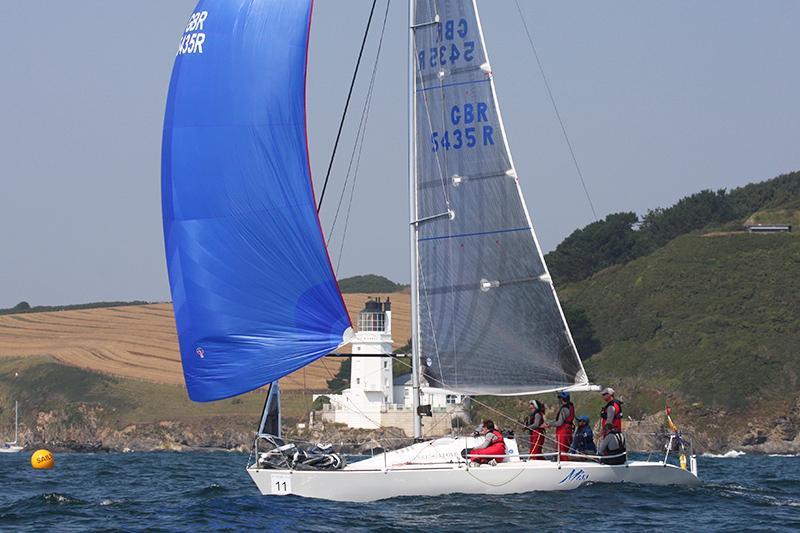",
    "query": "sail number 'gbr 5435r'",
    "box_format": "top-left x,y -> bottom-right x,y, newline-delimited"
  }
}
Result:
431,102 -> 495,152
418,18 -> 476,70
